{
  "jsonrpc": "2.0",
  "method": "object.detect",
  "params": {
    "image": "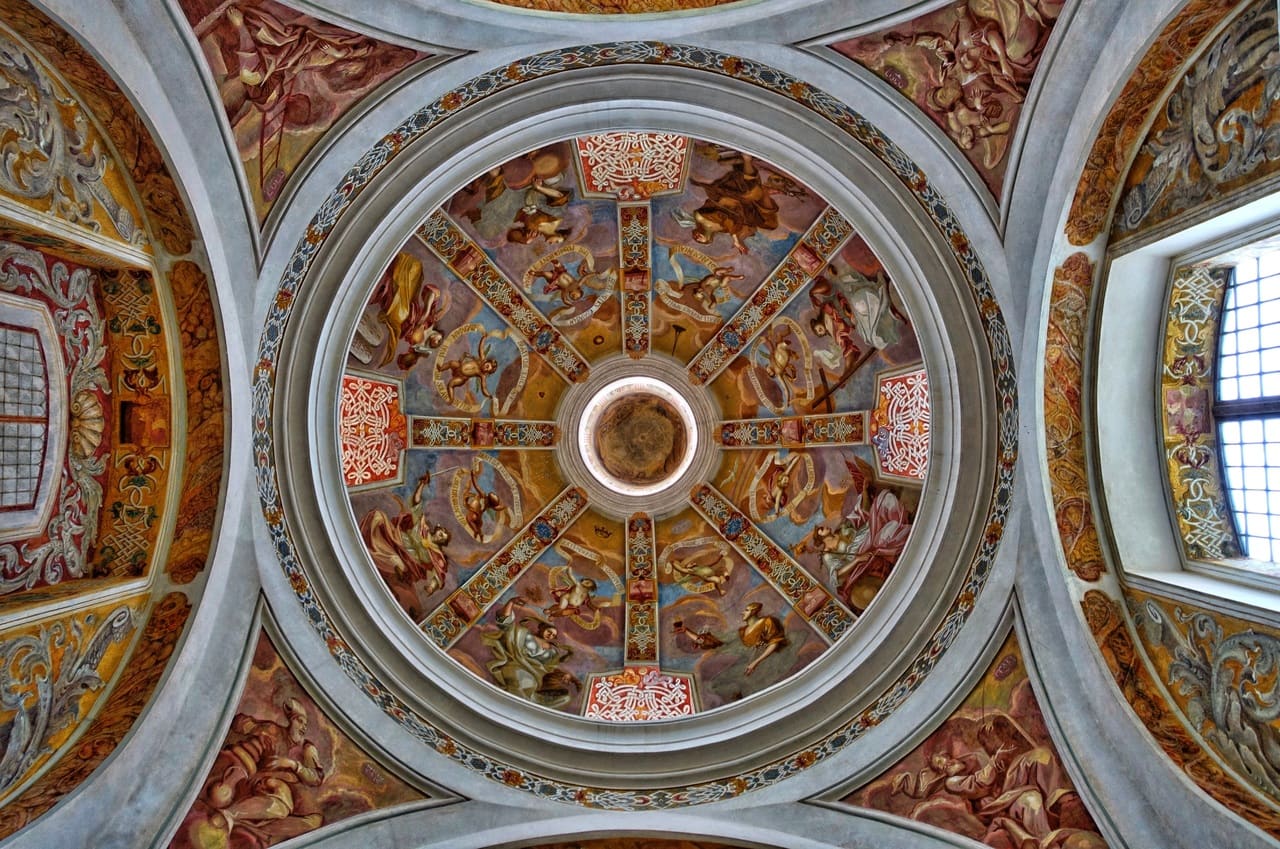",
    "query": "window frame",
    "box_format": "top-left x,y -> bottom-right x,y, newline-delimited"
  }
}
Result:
1212,248 -> 1280,567
1092,195 -> 1280,619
